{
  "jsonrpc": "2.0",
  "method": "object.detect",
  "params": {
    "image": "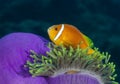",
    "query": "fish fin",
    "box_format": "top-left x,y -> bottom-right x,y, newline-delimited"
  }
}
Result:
63,40 -> 73,47
82,34 -> 94,48
62,38 -> 73,47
